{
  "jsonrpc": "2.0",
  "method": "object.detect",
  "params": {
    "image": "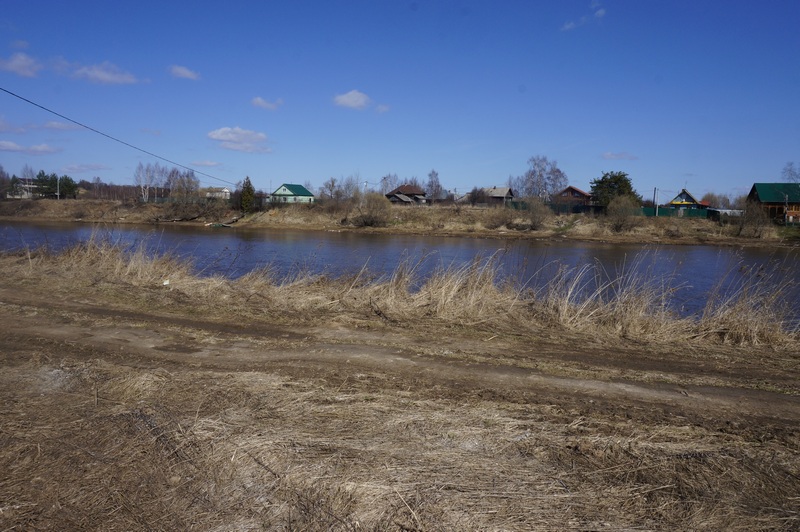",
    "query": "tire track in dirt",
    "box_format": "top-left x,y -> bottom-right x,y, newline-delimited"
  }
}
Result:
2,287 -> 798,428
